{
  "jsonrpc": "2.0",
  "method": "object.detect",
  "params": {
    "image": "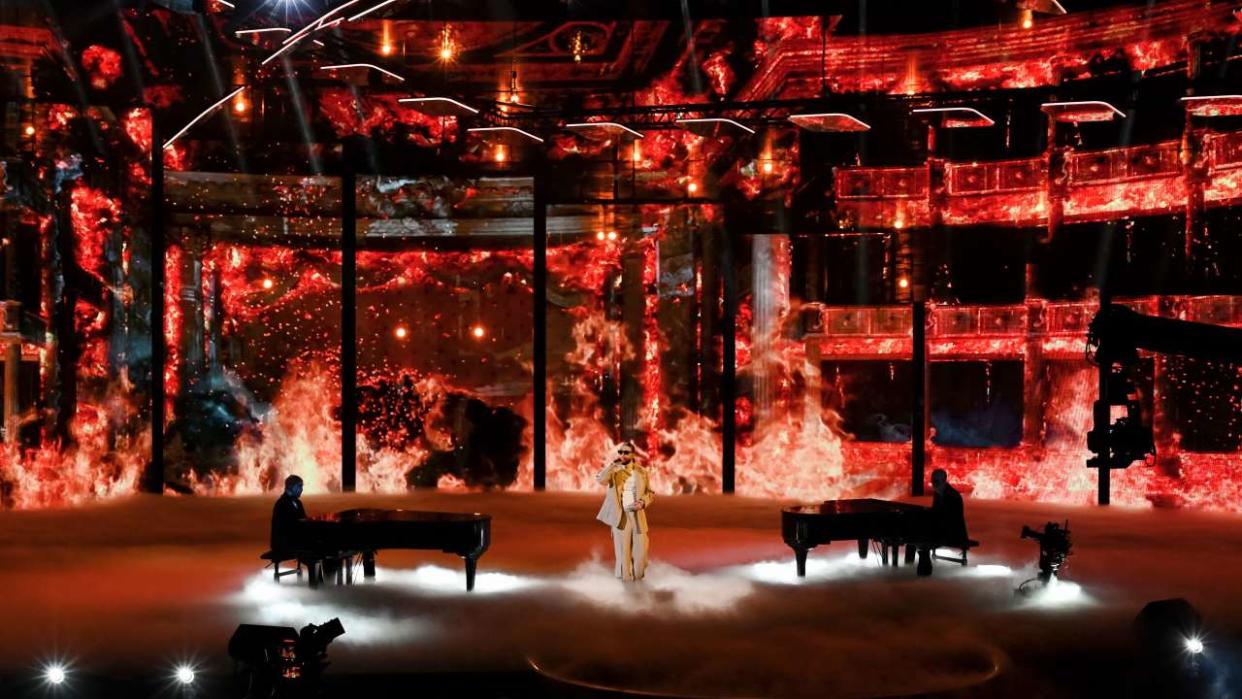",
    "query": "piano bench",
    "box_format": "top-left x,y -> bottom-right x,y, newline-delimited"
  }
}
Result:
260,550 -> 306,582
931,539 -> 980,566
